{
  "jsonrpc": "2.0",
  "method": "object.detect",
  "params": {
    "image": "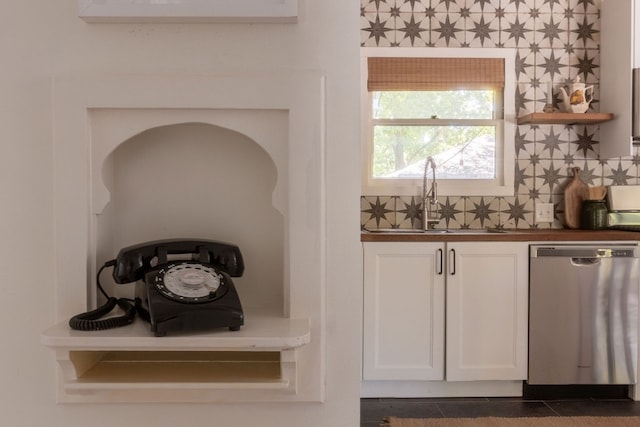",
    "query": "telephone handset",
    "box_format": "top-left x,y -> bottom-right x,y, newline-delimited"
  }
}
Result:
112,239 -> 244,284
69,239 -> 245,337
